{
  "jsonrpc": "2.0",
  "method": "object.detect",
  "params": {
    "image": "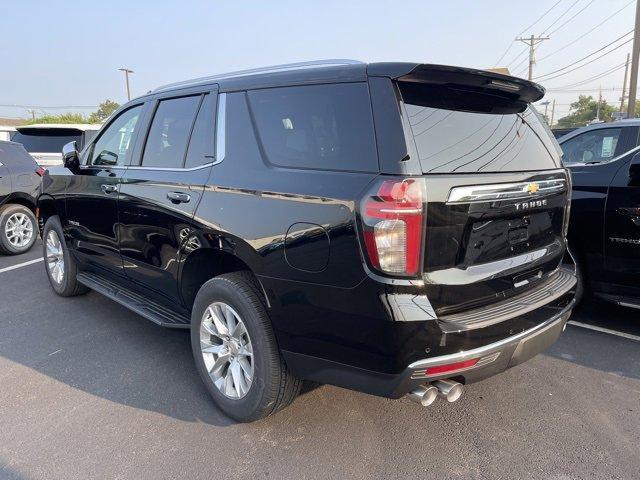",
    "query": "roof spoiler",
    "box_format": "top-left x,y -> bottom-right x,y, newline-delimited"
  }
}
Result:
369,63 -> 545,113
